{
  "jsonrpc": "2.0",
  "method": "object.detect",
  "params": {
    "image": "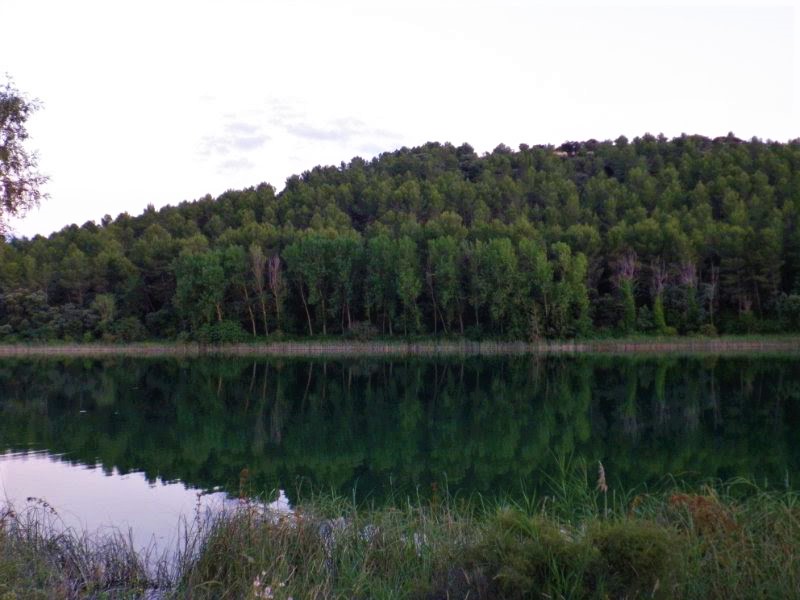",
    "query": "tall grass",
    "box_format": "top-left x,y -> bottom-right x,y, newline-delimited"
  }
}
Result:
0,500 -> 170,598
2,466 -> 799,598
